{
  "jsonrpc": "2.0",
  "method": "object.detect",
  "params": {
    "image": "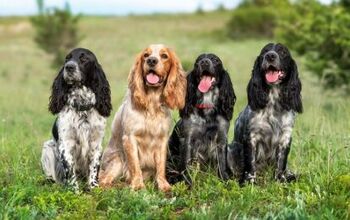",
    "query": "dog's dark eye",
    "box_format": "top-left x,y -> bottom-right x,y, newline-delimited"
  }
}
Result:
80,55 -> 88,63
212,57 -> 219,64
279,50 -> 287,58
263,50 -> 269,54
144,53 -> 150,58
161,54 -> 168,59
